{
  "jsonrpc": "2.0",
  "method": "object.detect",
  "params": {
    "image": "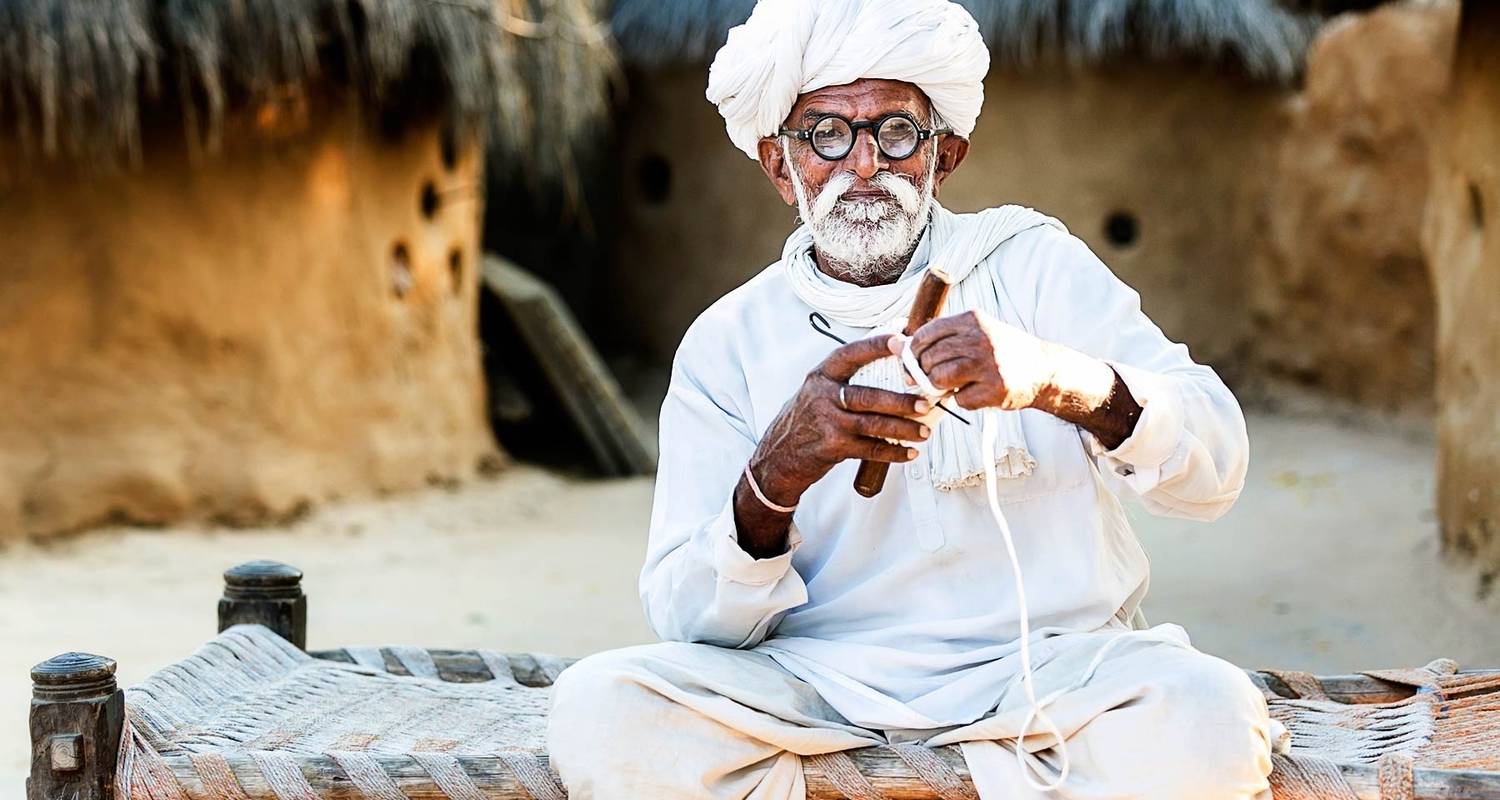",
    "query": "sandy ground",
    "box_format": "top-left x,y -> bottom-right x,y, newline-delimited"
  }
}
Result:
4,409 -> 1499,793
